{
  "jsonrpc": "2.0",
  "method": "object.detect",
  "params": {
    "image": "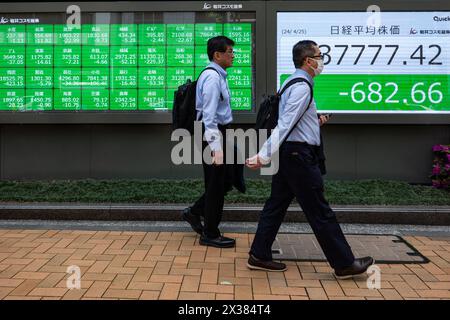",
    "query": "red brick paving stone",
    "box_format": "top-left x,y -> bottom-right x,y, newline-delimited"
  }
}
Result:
321,280 -> 345,297
219,277 -> 251,286
306,287 -> 328,300
284,265 -> 302,280
140,291 -> 160,300
407,266 -> 439,282
201,268 -> 219,284
337,279 -> 359,289
234,285 -> 253,300
0,287 -> 15,299
425,281 -> 450,290
199,284 -> 234,294
401,274 -> 430,290
416,289 -> 450,299
110,274 -> 133,290
252,278 -> 271,295
3,296 -> 42,300
253,294 -> 290,300
271,286 -> 307,296
123,259 -> 155,267
216,293 -> 234,300
28,287 -> 68,297
87,261 -> 111,274
22,259 -> 50,272
8,279 -> 42,296
342,288 -> 383,298
83,281 -> 111,298
328,296 -> 366,300
390,281 -> 420,298
100,265 -> 136,275
103,289 -> 142,299
13,271 -> 50,280
146,255 -> 175,263
131,267 -> 154,282
423,262 -> 446,275
267,271 -> 287,287
234,258 -> 248,271
170,268 -> 202,276
62,289 -> 88,300
178,292 -> 216,300
82,273 -> 116,282
180,275 -> 200,292
205,257 -> 235,264
152,261 -> 172,275
219,263 -> 235,278
37,273 -> 67,288
149,275 -> 183,284
0,278 -> 24,287
300,272 -> 336,281
2,258 -> 34,265
173,256 -> 190,267
236,270 -> 270,279
206,247 -> 221,258
159,283 -> 181,300
1,231 -> 450,300
380,289 -> 404,300
146,245 -> 166,257
286,279 -> 322,288
297,265 -> 316,273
